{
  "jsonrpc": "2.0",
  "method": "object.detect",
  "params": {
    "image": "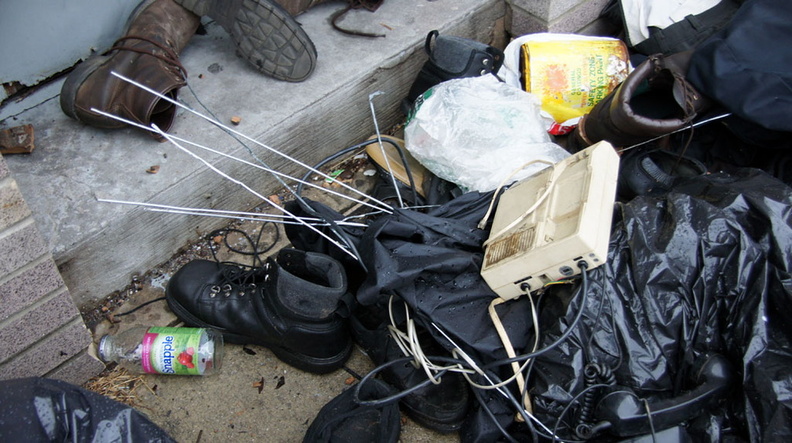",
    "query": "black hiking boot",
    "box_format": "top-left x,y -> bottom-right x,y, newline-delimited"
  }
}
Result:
303,377 -> 401,442
350,308 -> 471,433
166,248 -> 353,373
